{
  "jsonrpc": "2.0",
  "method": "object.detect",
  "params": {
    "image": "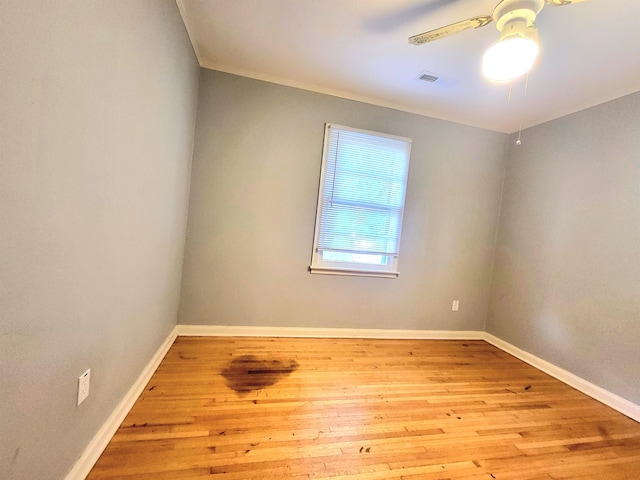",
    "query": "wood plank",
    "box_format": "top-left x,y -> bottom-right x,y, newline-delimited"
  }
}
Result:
87,337 -> 640,479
